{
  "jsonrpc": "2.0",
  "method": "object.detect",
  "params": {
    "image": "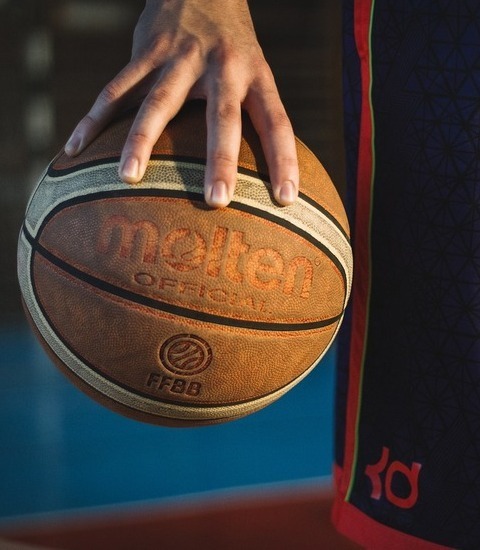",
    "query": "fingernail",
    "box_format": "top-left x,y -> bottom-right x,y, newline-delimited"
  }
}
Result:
208,181 -> 229,207
65,134 -> 81,156
120,156 -> 139,182
278,181 -> 297,205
